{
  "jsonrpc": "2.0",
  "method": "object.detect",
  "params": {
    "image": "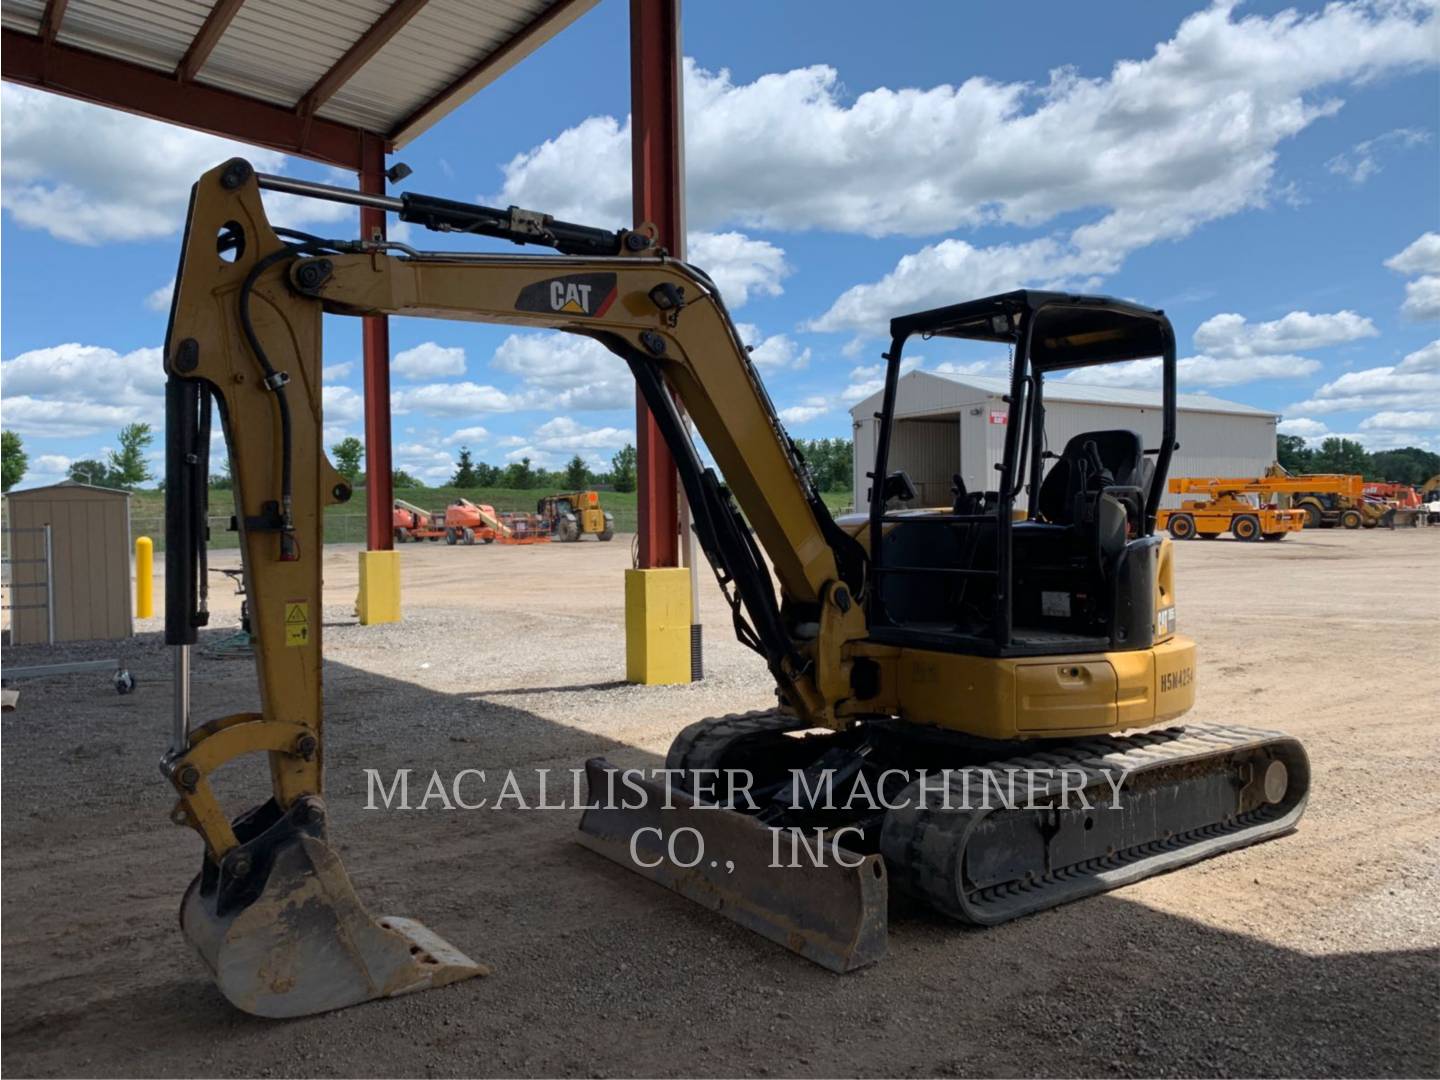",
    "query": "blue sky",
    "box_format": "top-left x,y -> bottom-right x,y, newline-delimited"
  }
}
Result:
2,0 -> 1437,488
